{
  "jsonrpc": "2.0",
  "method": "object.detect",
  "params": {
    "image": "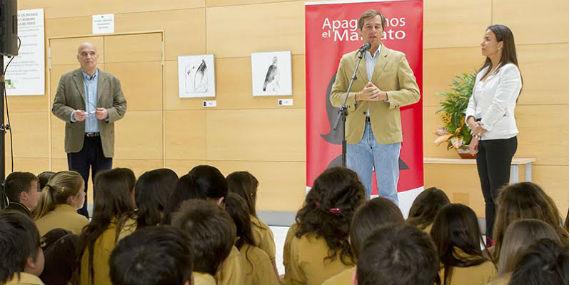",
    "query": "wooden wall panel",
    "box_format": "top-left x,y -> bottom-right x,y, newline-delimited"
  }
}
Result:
493,0 -> 568,45
104,33 -> 162,63
164,110 -> 207,160
49,115 -> 65,159
5,112 -> 49,157
50,37 -> 104,65
5,158 -> 49,174
45,17 -> 91,38
423,47 -> 482,108
215,55 -> 306,109
6,95 -> 49,113
206,0 -> 294,7
20,0 -> 205,18
214,160 -> 306,212
112,159 -> 165,177
206,1 -> 305,57
206,109 -> 305,161
424,0 -> 492,49
114,111 -> 163,160
115,9 -> 206,60
105,62 -> 163,111
164,159 -> 209,176
517,44 -> 568,105
533,165 -> 569,214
